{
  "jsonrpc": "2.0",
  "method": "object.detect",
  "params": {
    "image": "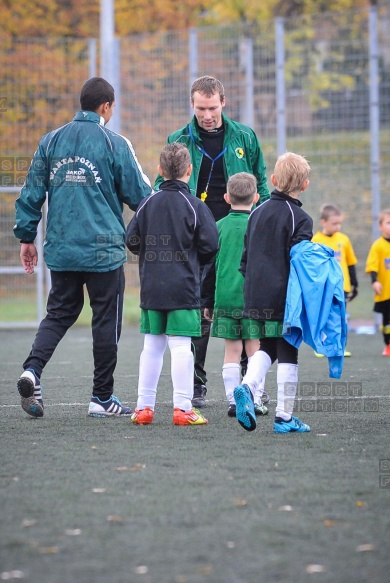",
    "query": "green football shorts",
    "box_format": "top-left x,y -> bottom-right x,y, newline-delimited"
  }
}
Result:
140,308 -> 201,337
211,316 -> 261,340
212,317 -> 284,340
